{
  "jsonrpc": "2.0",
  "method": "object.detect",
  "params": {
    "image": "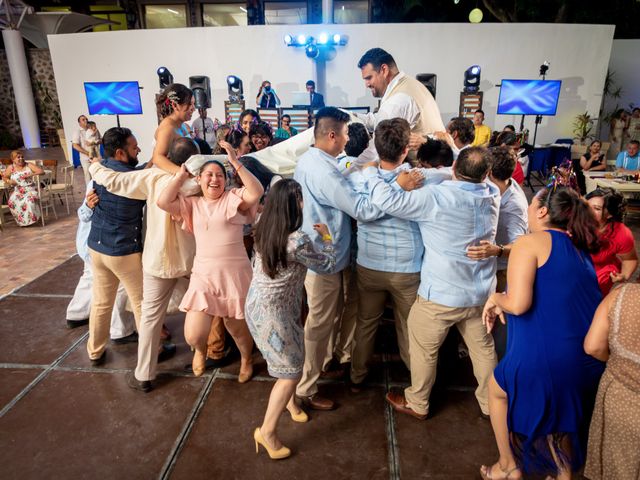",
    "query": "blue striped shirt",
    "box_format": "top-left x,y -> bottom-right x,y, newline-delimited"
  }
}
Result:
293,147 -> 383,274
363,167 -> 500,308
